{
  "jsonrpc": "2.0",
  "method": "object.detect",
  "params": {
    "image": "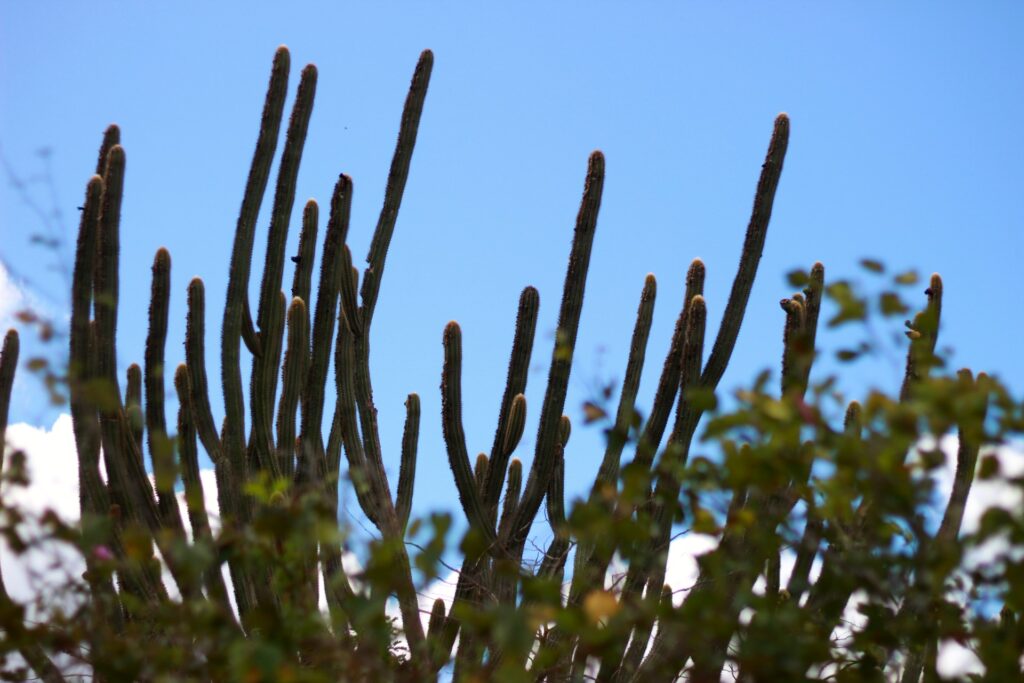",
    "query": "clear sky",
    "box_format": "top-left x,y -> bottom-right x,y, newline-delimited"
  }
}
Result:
2,2 -> 1023,525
